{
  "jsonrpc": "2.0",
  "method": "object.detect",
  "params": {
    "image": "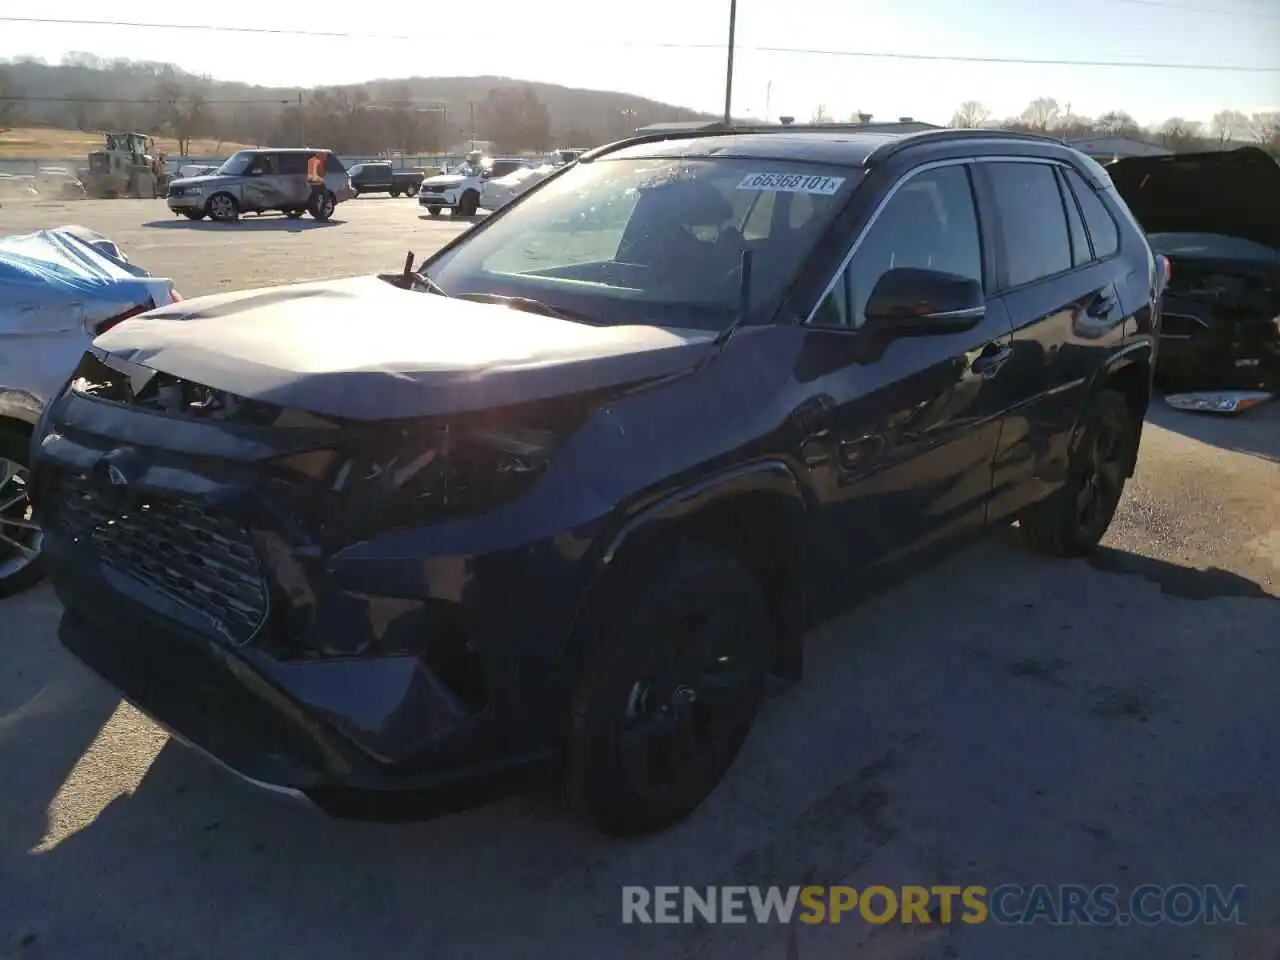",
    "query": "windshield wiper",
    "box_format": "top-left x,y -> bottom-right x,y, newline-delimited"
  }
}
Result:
695,248 -> 754,372
454,292 -> 596,324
